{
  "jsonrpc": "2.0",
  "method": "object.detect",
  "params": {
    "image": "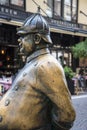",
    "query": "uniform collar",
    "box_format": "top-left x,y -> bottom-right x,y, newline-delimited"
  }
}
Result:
27,48 -> 50,63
